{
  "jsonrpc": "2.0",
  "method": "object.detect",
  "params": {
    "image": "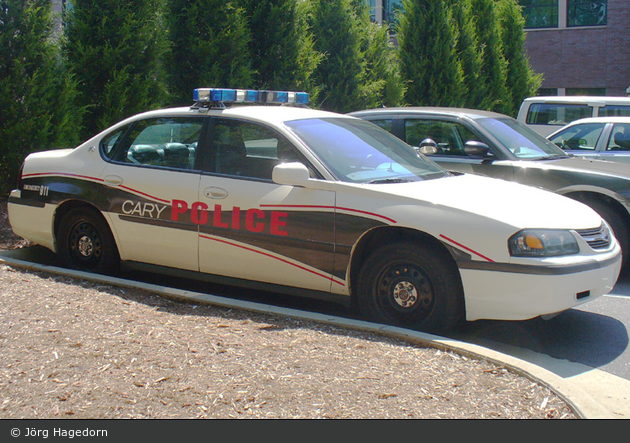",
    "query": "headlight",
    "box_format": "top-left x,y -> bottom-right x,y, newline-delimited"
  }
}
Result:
508,229 -> 579,257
